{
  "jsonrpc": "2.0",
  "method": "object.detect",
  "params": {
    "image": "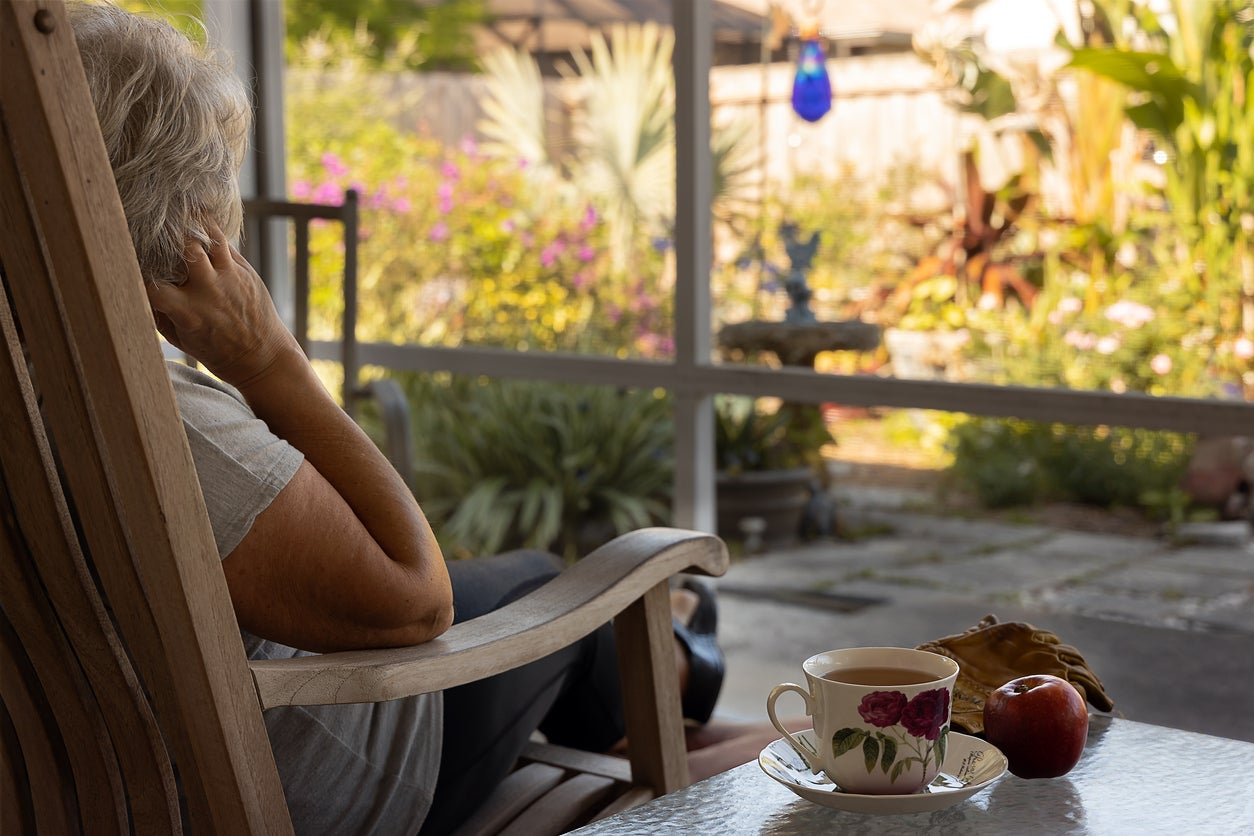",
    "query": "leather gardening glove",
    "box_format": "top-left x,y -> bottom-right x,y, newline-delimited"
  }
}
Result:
917,614 -> 1114,735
